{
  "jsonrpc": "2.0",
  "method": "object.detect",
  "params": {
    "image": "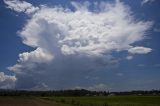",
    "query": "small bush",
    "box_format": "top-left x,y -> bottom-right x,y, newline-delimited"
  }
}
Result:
60,99 -> 66,103
103,103 -> 109,106
71,99 -> 75,104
